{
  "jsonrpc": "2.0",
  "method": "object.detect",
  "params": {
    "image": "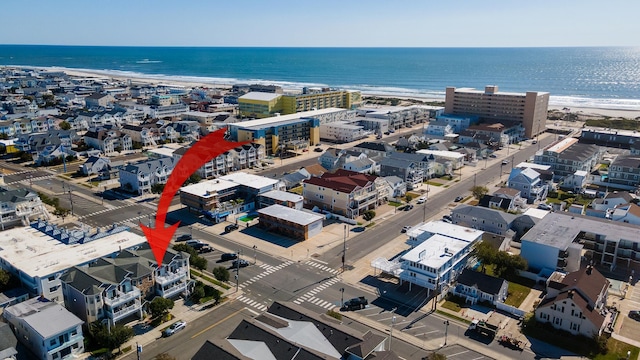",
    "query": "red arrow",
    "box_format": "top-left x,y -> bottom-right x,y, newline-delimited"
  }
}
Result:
140,128 -> 248,266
